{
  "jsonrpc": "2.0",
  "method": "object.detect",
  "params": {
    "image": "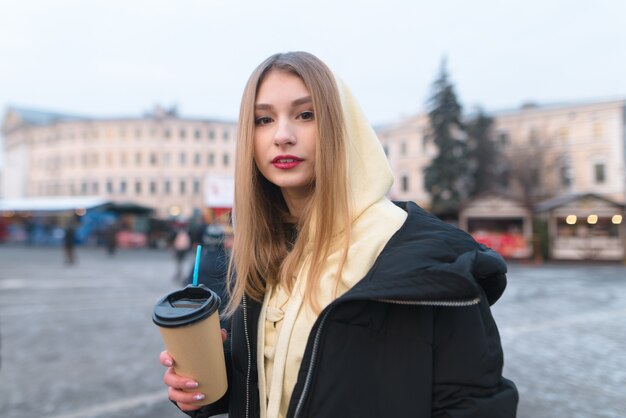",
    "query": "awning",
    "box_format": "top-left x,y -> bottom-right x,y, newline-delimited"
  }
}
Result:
0,196 -> 109,212
0,196 -> 153,214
